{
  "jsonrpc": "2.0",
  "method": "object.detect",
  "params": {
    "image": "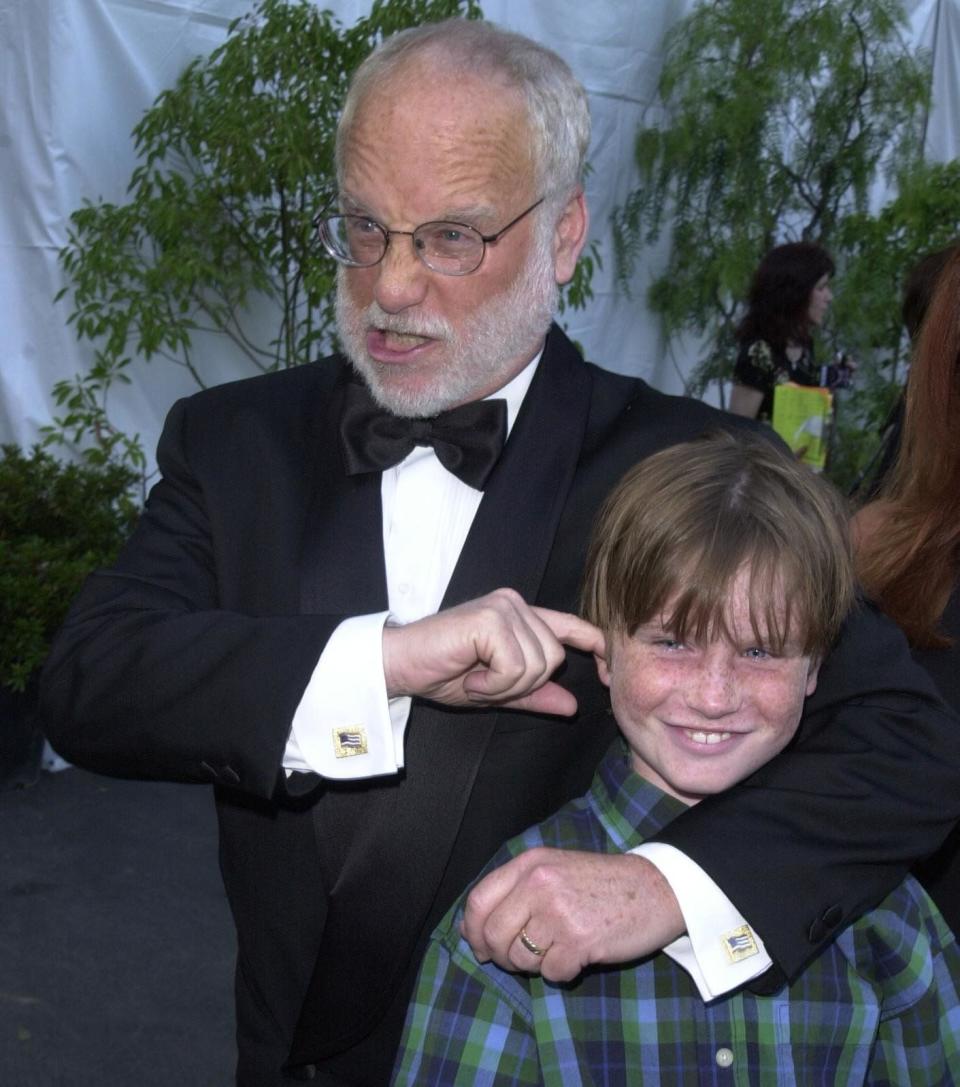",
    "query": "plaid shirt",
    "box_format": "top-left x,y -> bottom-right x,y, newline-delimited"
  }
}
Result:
393,740 -> 960,1086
